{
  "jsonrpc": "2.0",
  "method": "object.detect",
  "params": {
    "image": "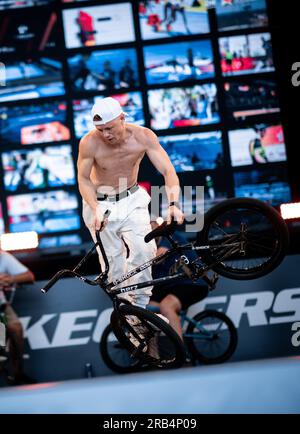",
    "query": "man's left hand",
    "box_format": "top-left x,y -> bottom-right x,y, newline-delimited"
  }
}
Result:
167,206 -> 184,225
